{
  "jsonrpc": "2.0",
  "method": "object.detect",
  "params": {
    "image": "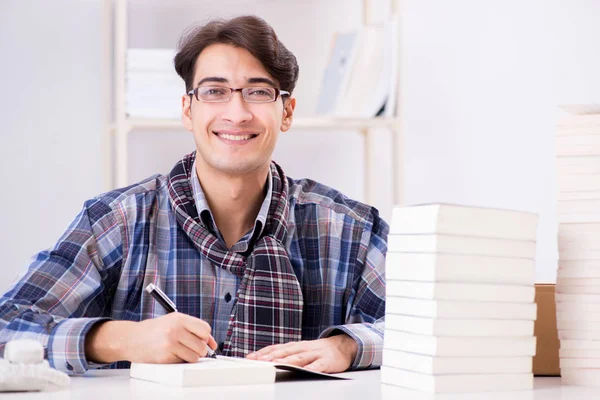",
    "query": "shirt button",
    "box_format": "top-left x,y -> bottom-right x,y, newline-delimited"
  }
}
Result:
224,293 -> 232,302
